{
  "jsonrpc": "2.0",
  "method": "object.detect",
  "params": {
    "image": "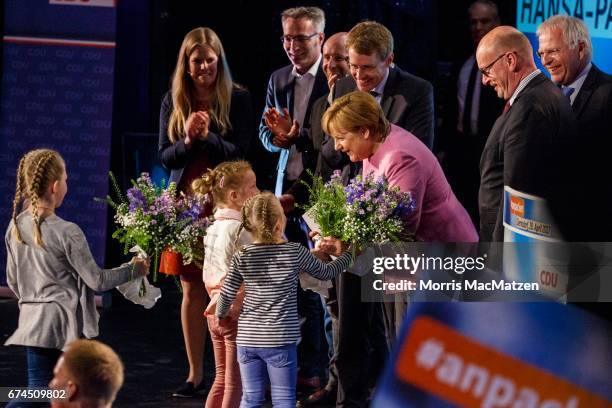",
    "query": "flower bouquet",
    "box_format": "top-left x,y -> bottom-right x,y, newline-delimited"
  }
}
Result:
303,171 -> 416,255
343,173 -> 416,251
100,172 -> 209,298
